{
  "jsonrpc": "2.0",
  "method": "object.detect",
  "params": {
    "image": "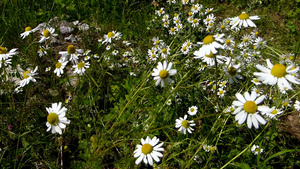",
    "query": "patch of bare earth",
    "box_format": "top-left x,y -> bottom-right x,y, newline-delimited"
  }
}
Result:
279,111 -> 300,141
